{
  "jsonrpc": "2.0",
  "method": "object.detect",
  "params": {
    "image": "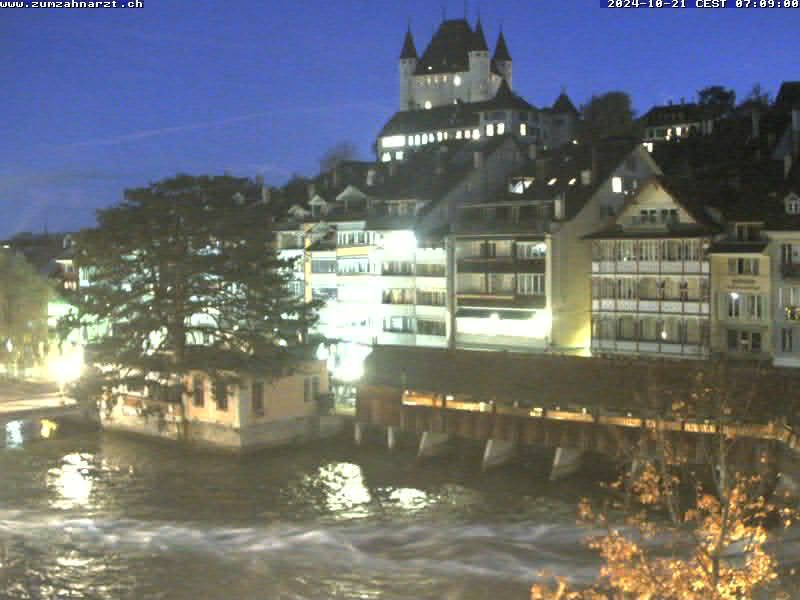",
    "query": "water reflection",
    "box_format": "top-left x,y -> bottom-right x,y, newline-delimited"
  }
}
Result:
313,462 -> 372,518
48,453 -> 94,510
